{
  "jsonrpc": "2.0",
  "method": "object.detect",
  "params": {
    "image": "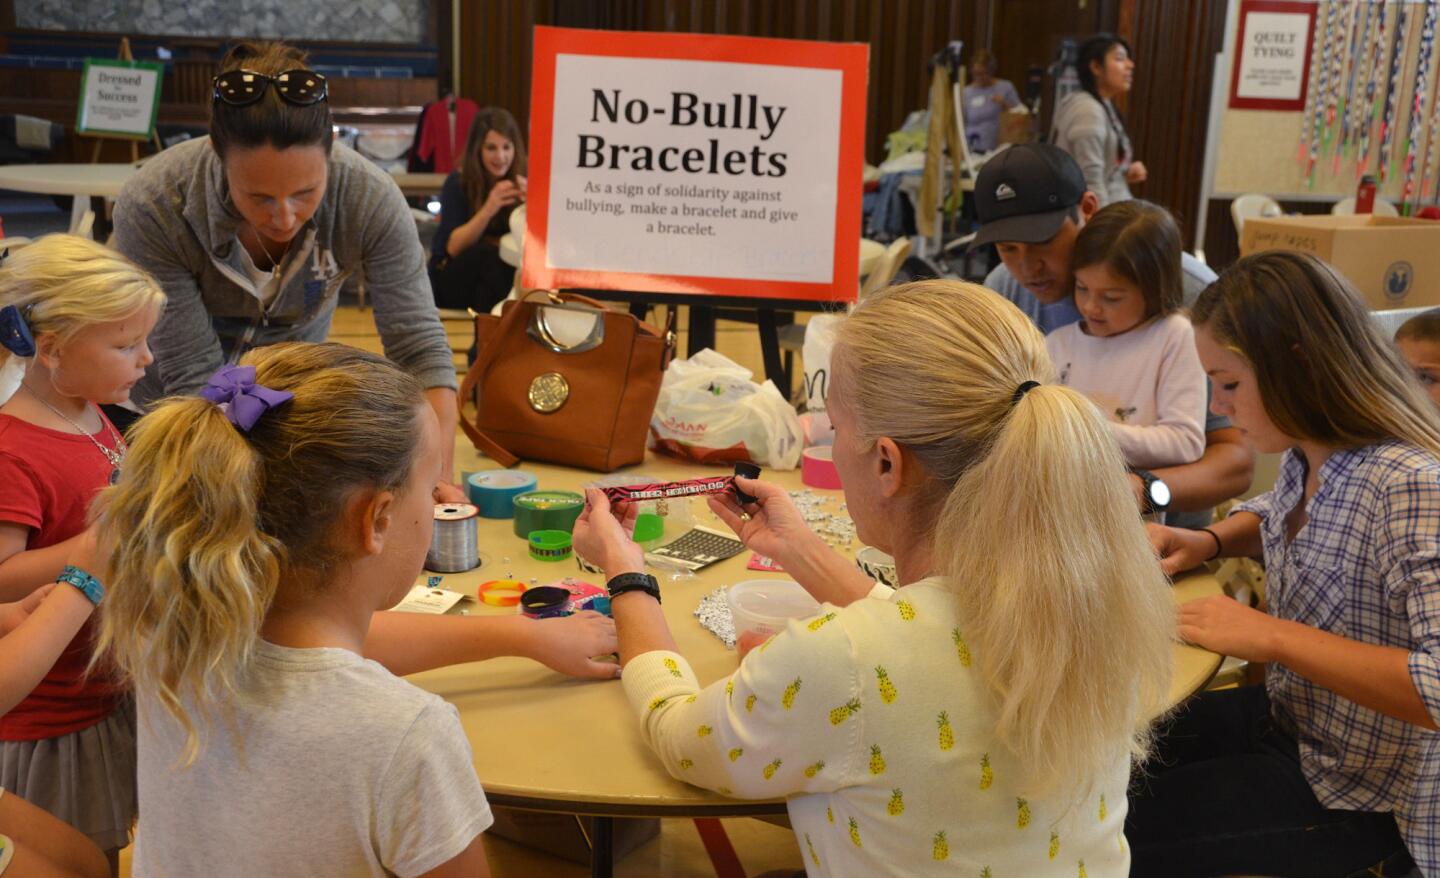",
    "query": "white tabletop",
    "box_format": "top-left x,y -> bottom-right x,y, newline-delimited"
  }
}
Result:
0,163 -> 136,198
407,445 -> 1224,817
